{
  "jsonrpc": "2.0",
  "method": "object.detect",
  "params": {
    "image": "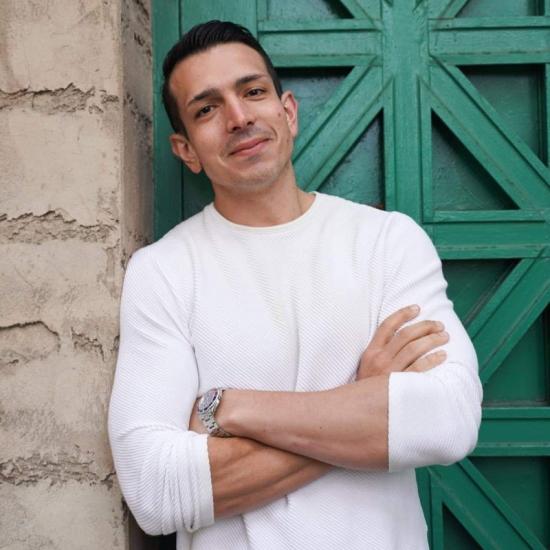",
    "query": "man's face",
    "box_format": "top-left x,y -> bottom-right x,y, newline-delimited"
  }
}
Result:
168,43 -> 298,193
